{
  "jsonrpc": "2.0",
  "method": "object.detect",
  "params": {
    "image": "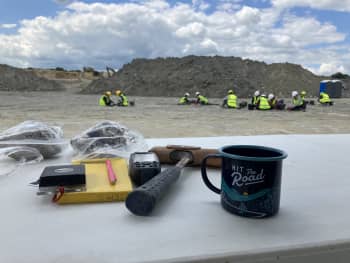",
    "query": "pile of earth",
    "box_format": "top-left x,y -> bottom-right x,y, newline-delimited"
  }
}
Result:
0,64 -> 64,91
339,78 -> 350,97
82,55 -> 326,98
